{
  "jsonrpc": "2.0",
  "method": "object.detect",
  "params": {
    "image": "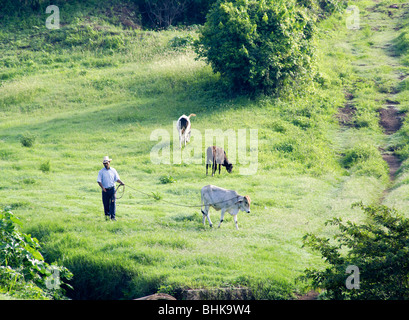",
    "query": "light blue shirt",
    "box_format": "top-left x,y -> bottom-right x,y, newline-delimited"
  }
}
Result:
97,167 -> 120,189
